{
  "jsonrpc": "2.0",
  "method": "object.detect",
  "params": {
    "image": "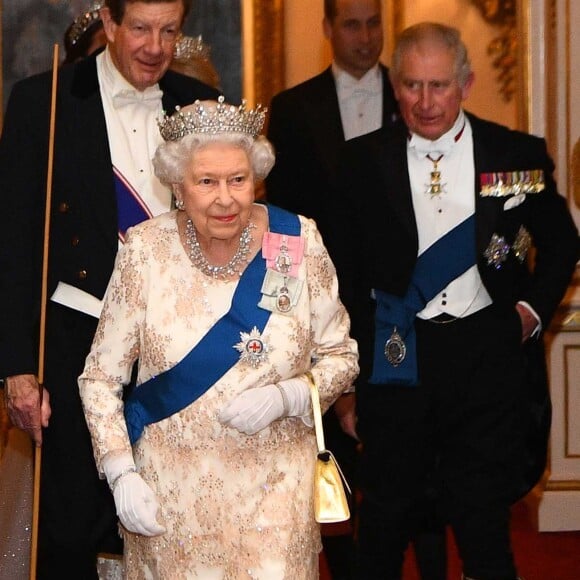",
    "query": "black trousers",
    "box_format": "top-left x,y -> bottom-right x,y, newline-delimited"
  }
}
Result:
354,307 -> 526,580
322,405 -> 448,580
37,305 -> 121,580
